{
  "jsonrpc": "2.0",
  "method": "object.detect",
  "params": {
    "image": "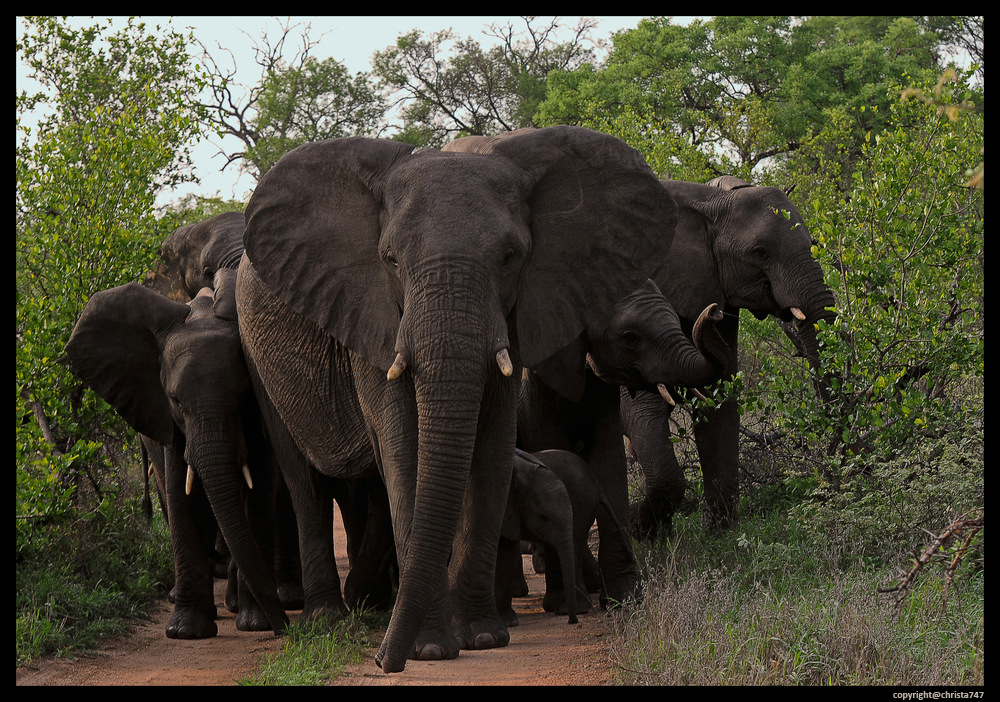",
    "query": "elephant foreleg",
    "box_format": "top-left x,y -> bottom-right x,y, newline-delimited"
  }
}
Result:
693,397 -> 741,531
